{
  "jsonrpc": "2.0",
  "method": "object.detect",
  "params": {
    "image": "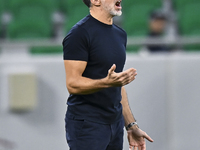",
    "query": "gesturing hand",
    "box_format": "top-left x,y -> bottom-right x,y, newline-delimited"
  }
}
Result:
106,64 -> 137,87
127,127 -> 153,150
